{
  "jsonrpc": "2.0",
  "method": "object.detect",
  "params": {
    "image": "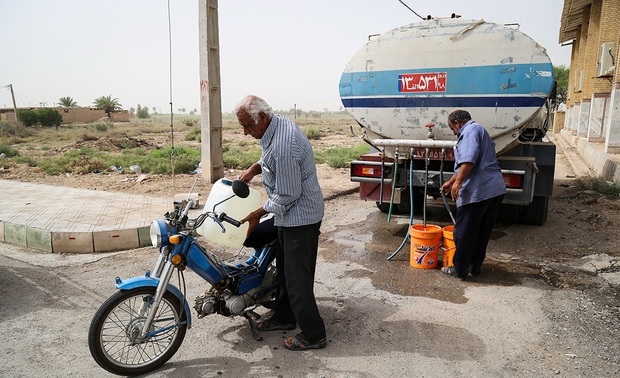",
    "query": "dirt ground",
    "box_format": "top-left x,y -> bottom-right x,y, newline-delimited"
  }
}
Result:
1,126 -> 620,375
1,131 -> 619,298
